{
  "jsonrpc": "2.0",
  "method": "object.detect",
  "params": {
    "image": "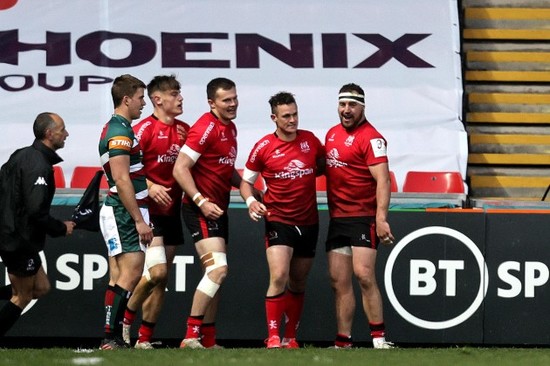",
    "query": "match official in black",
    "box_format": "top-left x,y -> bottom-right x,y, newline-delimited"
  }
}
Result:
0,112 -> 76,336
